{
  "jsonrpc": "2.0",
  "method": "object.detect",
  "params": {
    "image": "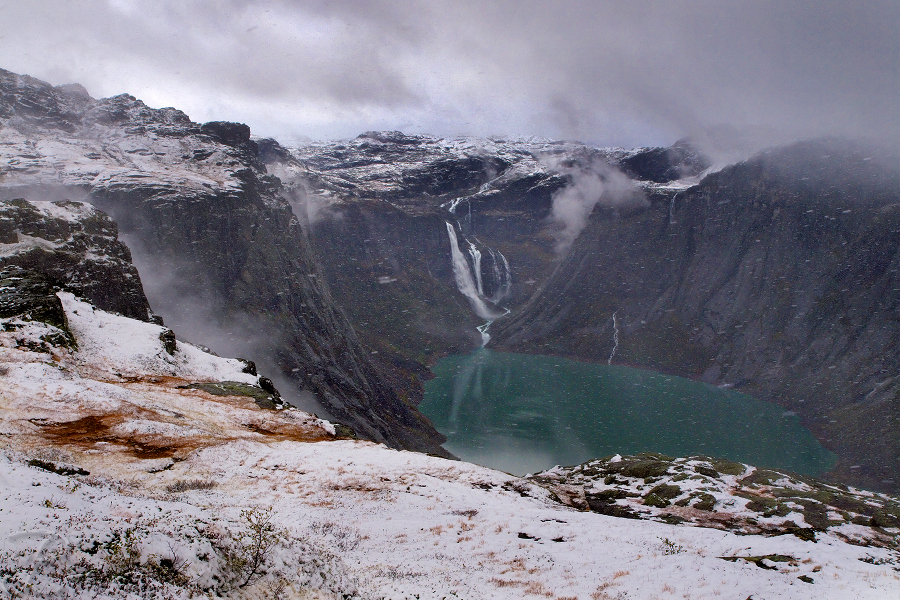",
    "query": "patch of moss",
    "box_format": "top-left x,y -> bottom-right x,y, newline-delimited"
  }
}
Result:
592,489 -> 634,502
692,492 -> 717,512
790,528 -> 817,542
649,483 -> 682,499
743,495 -> 792,519
709,457 -> 745,476
181,381 -> 281,409
644,484 -> 682,508
644,494 -> 671,508
744,496 -> 776,512
658,514 -> 686,525
333,423 -> 358,439
870,511 -> 900,529
796,500 -> 832,530
619,459 -> 671,479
